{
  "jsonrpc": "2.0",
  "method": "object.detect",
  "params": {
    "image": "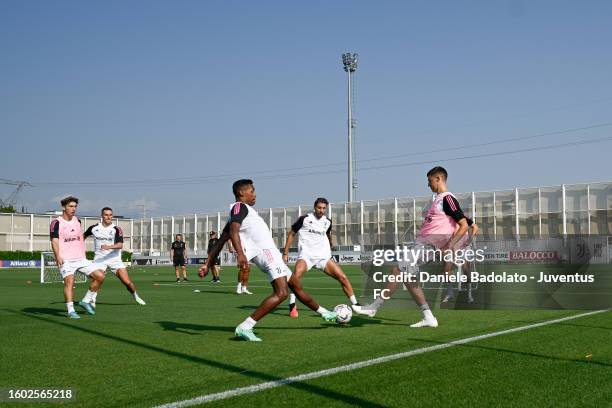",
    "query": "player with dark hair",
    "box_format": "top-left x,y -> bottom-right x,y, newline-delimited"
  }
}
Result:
50,196 -> 106,318
282,197 -> 367,318
207,231 -> 222,283
171,234 -> 188,283
199,179 -> 337,341
83,207 -> 146,306
354,166 -> 476,327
